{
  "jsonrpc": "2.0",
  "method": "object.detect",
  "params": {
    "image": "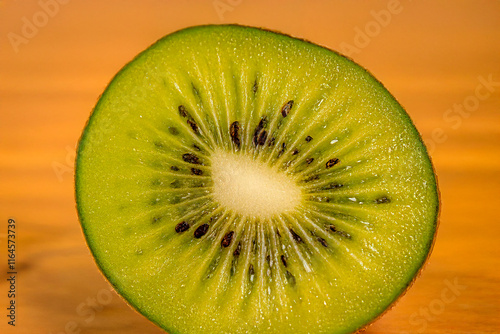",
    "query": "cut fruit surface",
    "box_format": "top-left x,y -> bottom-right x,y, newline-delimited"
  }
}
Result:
75,25 -> 439,334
